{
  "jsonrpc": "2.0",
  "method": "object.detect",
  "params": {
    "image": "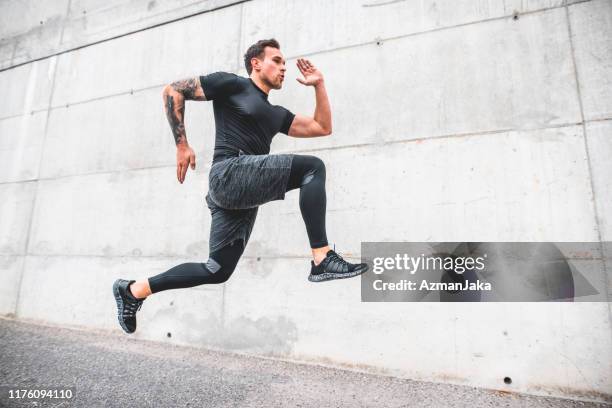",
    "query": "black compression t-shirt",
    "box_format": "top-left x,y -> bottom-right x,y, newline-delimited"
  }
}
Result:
199,71 -> 295,163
